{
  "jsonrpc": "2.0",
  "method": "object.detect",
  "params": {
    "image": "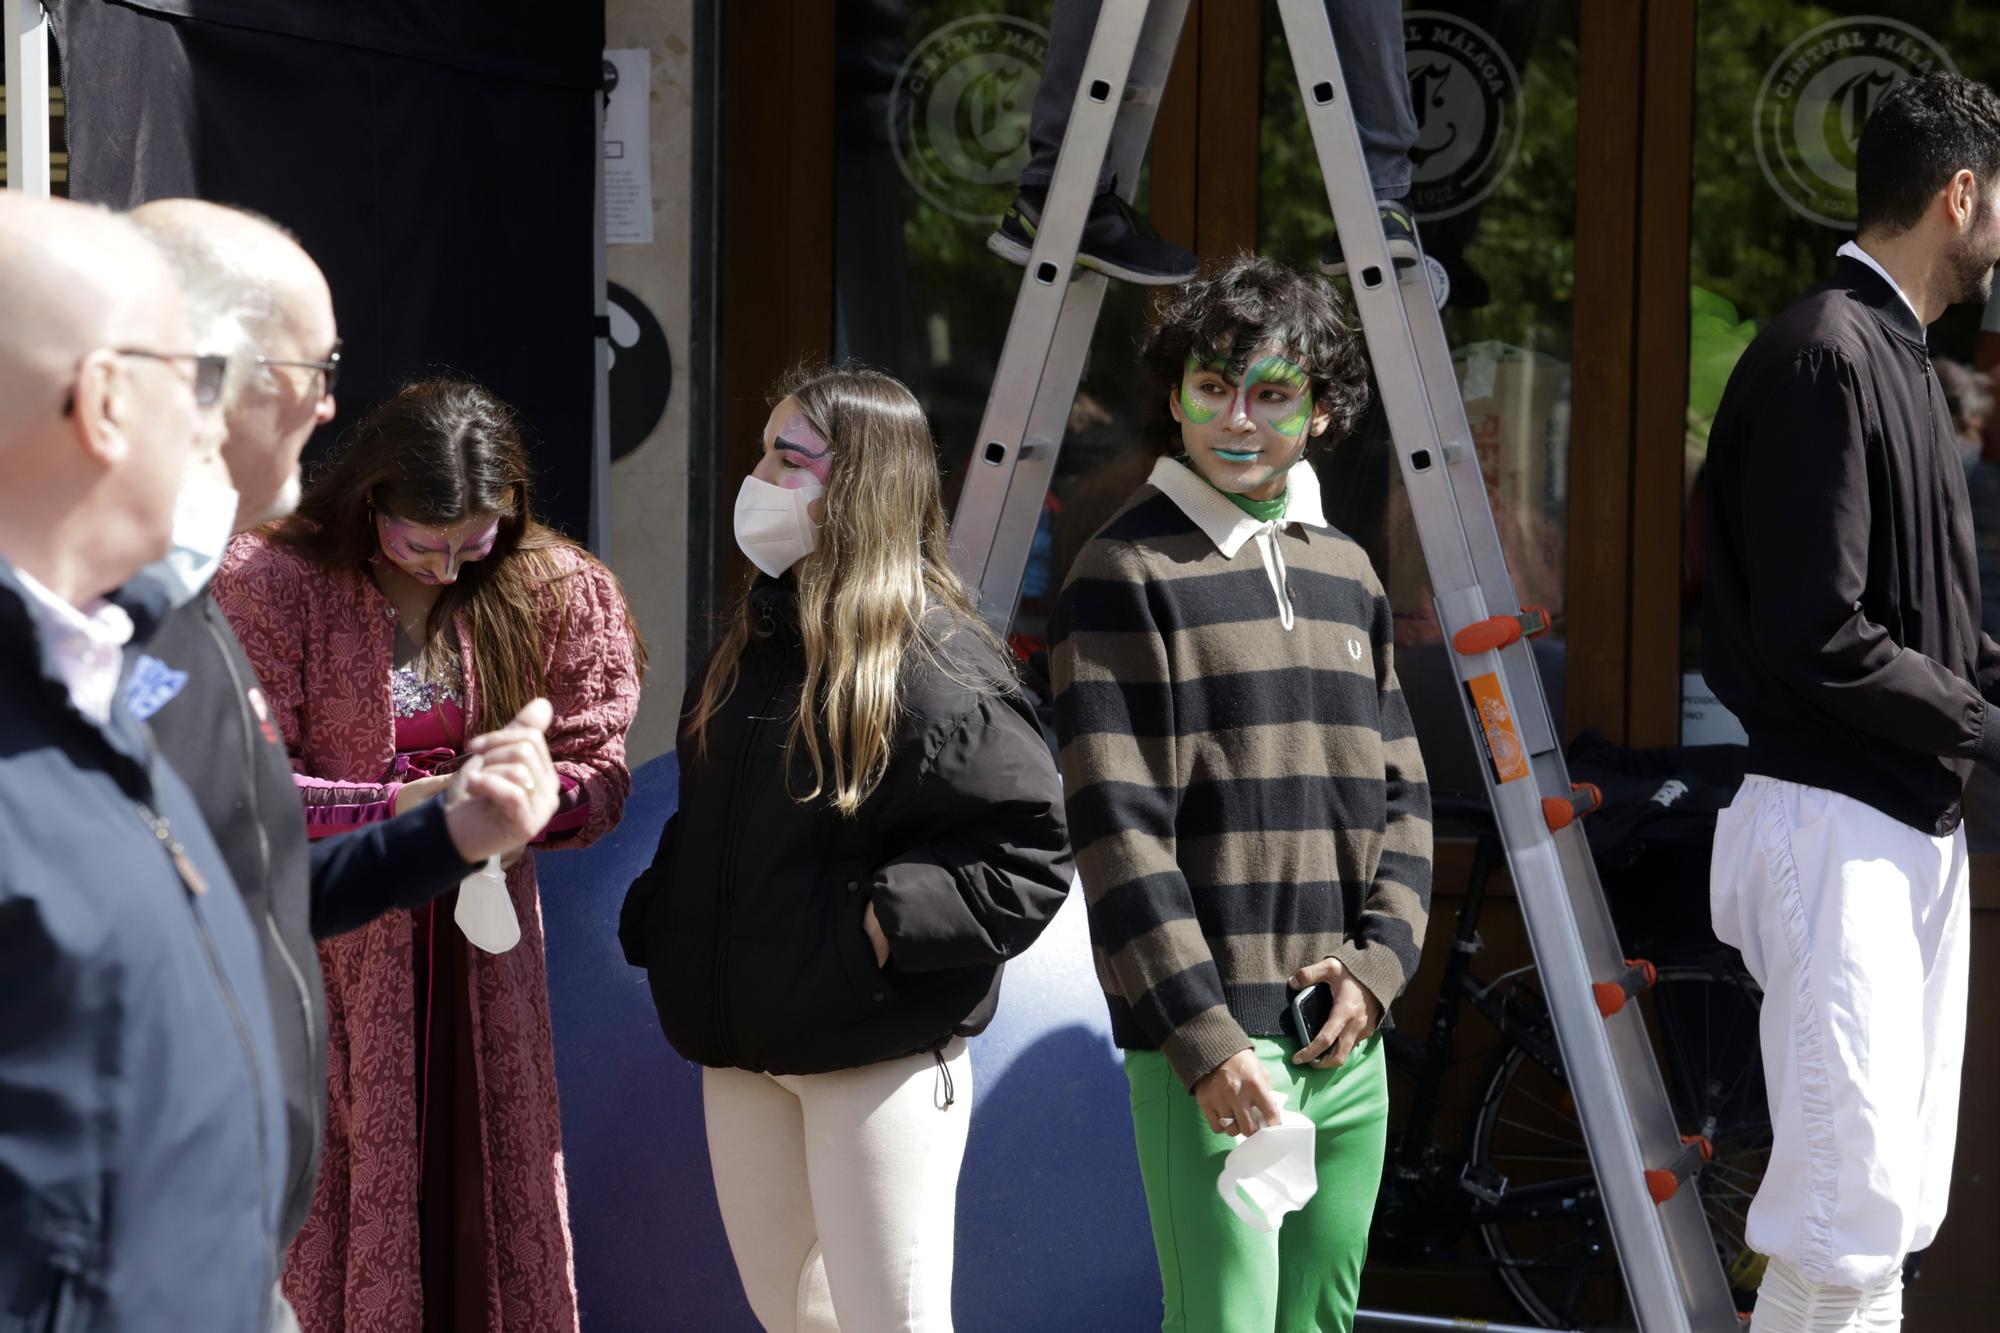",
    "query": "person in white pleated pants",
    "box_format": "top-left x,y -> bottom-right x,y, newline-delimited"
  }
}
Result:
1696,70 -> 2000,1332
703,1040 -> 972,1333
1712,778 -> 1969,1331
